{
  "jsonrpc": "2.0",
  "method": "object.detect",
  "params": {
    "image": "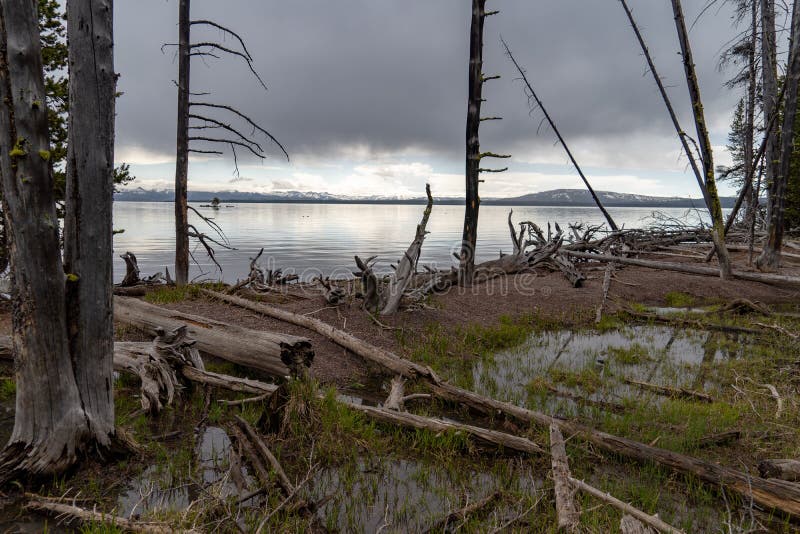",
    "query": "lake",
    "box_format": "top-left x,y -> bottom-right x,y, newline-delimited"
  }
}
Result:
112,202 -> 712,283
